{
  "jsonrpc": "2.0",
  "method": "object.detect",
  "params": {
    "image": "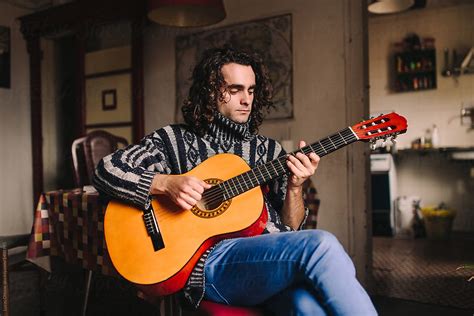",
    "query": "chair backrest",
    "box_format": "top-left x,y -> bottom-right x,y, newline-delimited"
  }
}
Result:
71,130 -> 128,188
